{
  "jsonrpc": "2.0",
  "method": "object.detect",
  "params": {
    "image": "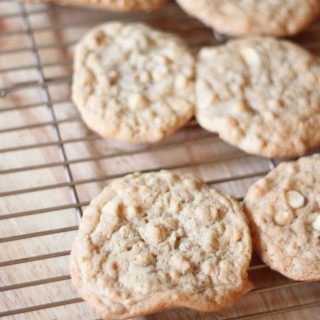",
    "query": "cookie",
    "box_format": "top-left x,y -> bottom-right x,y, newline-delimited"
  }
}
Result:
72,22 -> 195,143
70,171 -> 252,319
196,37 -> 320,158
176,0 -> 320,36
244,154 -> 320,281
23,0 -> 167,12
